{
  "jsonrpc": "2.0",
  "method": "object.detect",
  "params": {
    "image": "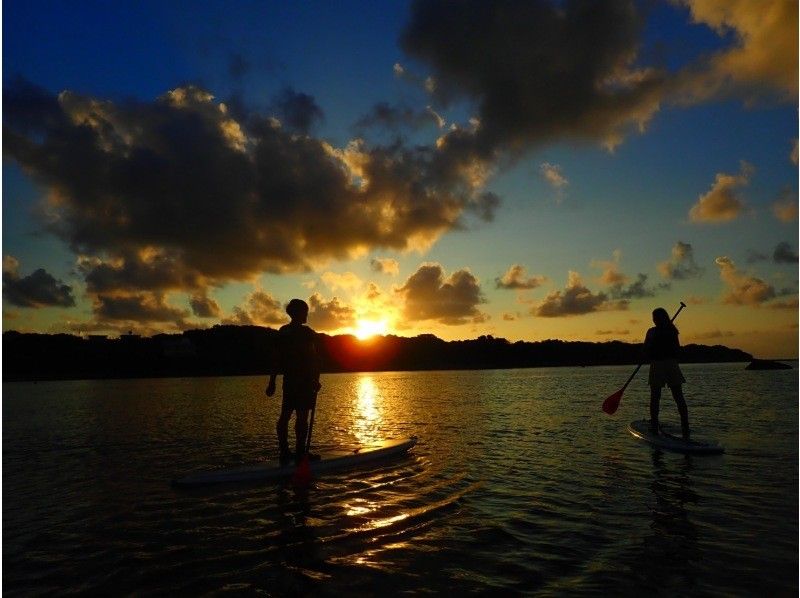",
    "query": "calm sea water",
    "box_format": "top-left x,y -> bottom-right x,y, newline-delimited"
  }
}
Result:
3,364 -> 797,596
